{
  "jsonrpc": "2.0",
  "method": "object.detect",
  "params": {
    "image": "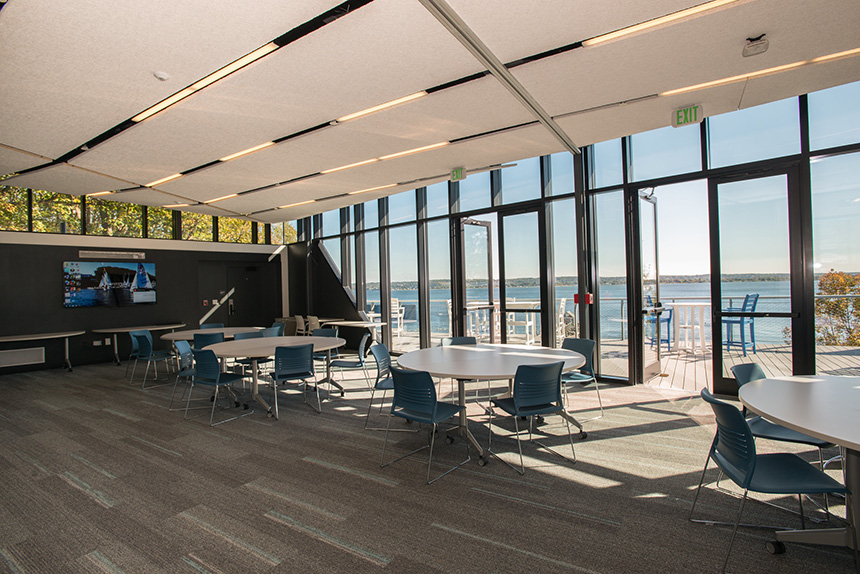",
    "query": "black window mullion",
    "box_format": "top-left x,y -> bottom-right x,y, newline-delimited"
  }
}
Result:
416,187 -> 431,348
